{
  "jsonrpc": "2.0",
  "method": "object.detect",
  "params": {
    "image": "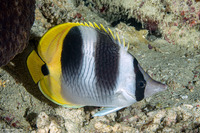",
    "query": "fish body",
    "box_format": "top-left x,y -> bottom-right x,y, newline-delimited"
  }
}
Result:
27,22 -> 167,116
